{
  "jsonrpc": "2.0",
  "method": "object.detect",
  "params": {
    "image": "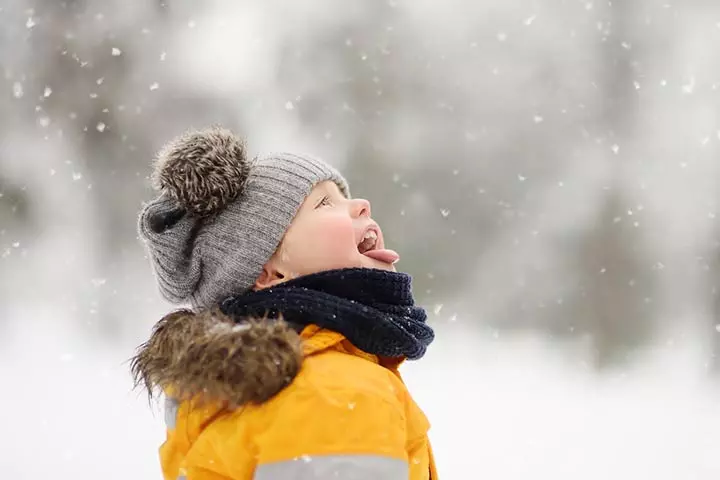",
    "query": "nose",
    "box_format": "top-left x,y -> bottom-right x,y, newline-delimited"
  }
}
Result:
350,198 -> 371,218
